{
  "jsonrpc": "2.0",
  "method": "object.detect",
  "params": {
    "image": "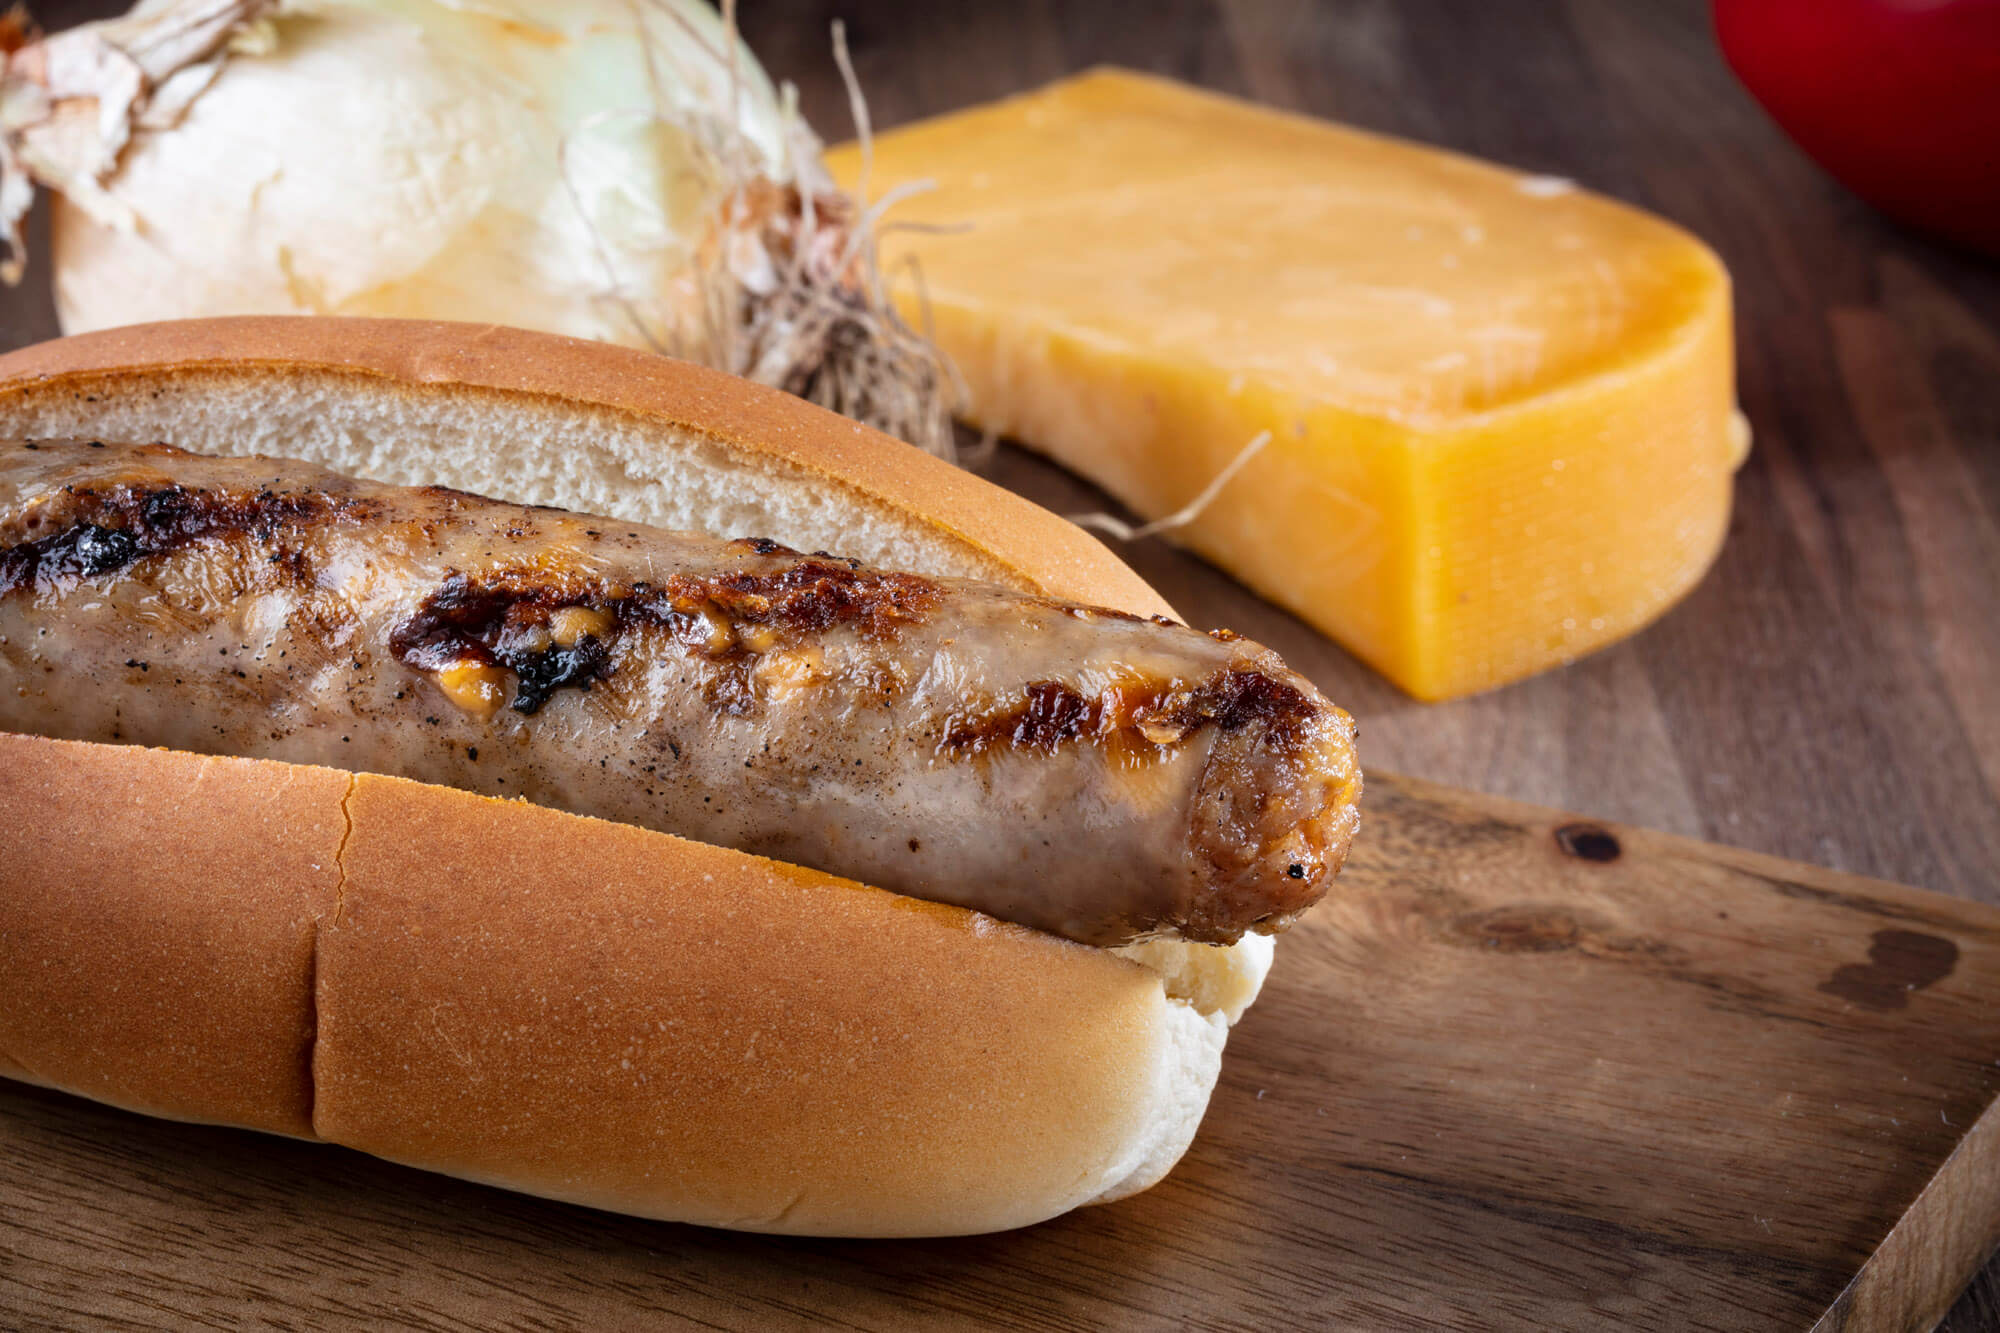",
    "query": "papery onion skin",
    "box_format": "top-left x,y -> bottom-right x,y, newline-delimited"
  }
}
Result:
52,0 -> 806,353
